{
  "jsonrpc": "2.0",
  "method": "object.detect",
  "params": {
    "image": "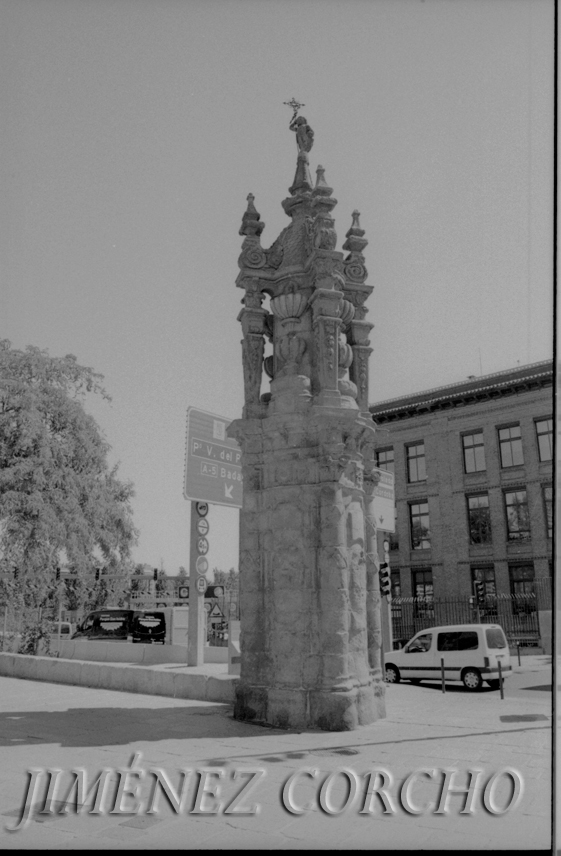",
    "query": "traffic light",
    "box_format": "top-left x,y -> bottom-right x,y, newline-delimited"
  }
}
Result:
153,568 -> 158,581
13,569 -> 18,581
474,580 -> 485,607
95,568 -> 100,581
379,539 -> 391,598
379,563 -> 391,597
55,568 -> 61,581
